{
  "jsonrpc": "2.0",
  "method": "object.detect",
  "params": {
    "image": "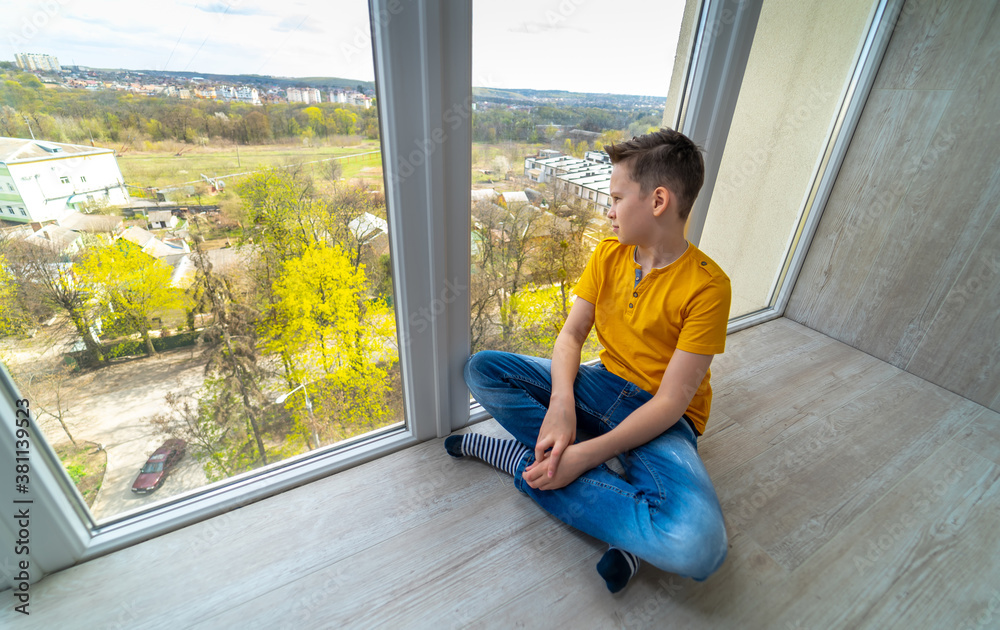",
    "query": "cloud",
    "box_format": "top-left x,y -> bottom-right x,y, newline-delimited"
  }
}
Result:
196,2 -> 266,16
273,15 -> 322,34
